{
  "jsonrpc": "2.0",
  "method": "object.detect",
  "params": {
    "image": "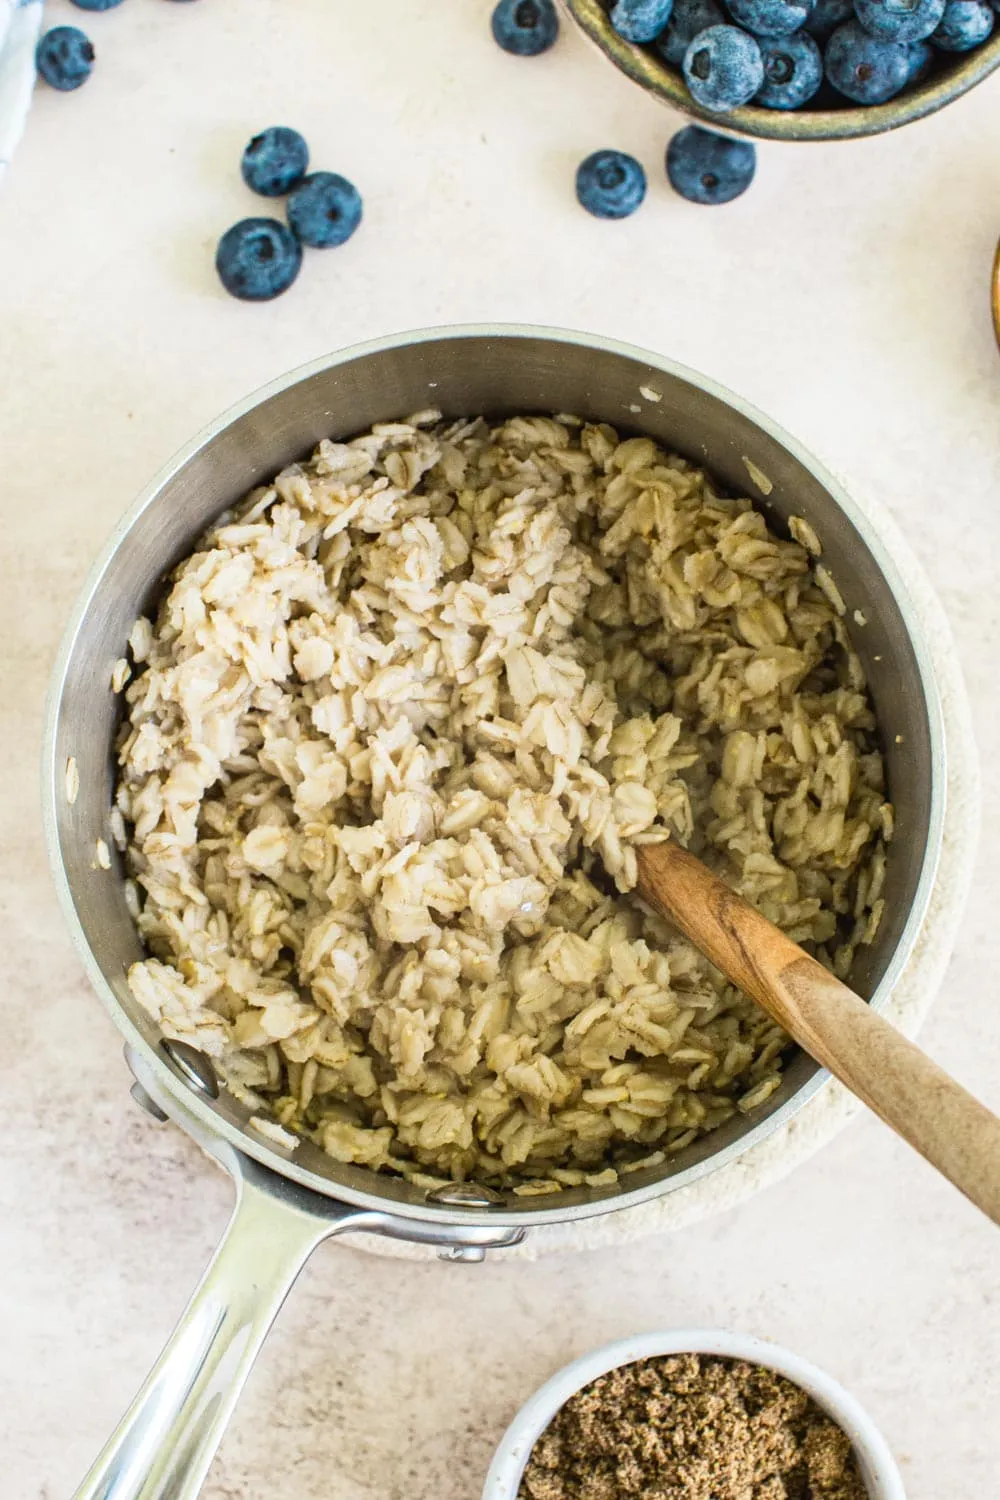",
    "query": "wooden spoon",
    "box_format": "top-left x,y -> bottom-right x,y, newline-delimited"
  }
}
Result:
635,840 -> 1000,1226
